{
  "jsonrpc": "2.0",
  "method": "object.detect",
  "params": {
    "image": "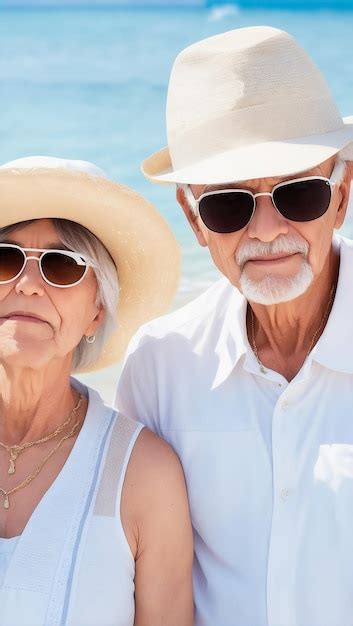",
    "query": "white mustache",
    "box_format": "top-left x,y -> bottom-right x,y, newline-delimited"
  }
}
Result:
236,235 -> 309,268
